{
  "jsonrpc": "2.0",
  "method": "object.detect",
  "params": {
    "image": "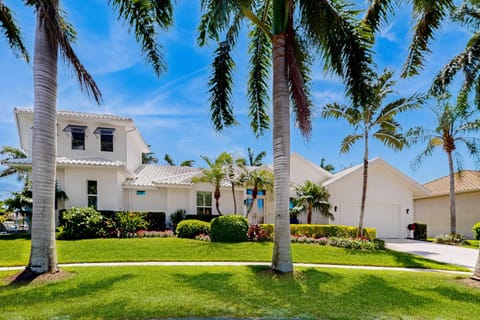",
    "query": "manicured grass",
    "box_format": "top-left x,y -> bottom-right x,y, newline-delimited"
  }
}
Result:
427,238 -> 480,249
0,238 -> 468,271
1,266 -> 479,319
